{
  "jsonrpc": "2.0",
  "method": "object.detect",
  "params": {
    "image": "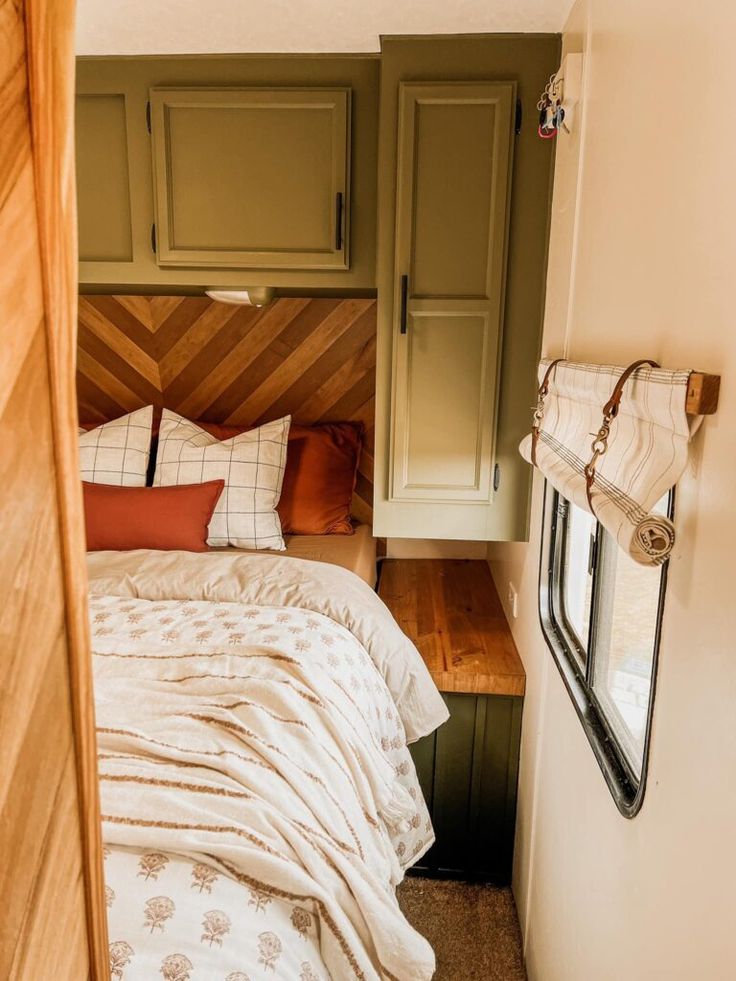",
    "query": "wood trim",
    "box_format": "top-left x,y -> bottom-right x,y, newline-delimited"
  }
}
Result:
17,1 -> 108,976
686,372 -> 720,415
